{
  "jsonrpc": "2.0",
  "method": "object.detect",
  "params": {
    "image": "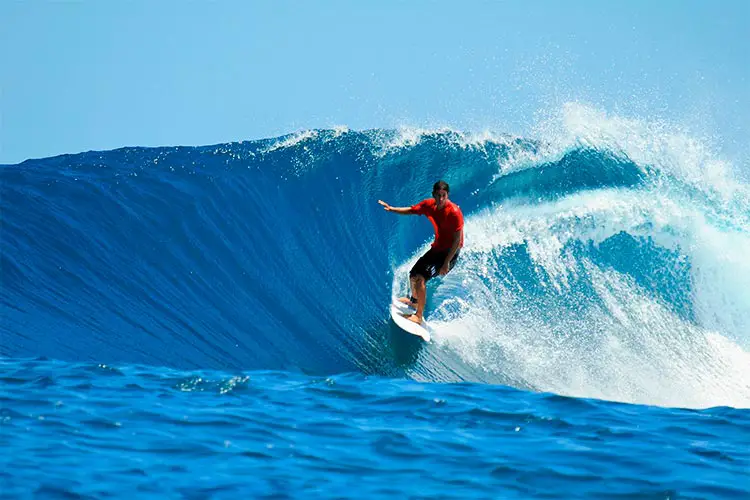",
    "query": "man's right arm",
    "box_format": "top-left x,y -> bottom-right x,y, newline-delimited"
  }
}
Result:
377,200 -> 416,215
